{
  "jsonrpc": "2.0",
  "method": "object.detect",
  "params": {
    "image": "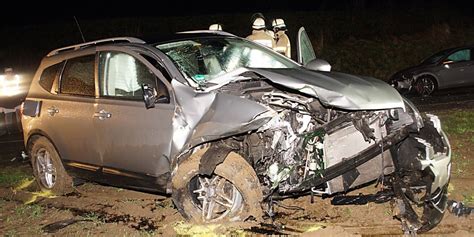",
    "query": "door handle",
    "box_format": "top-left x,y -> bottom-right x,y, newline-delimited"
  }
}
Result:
47,107 -> 59,116
93,109 -> 112,120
